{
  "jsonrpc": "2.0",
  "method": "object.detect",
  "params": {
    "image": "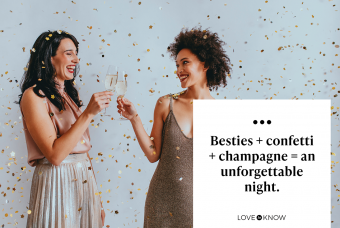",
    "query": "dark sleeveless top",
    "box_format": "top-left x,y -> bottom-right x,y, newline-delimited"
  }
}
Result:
144,94 -> 193,228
